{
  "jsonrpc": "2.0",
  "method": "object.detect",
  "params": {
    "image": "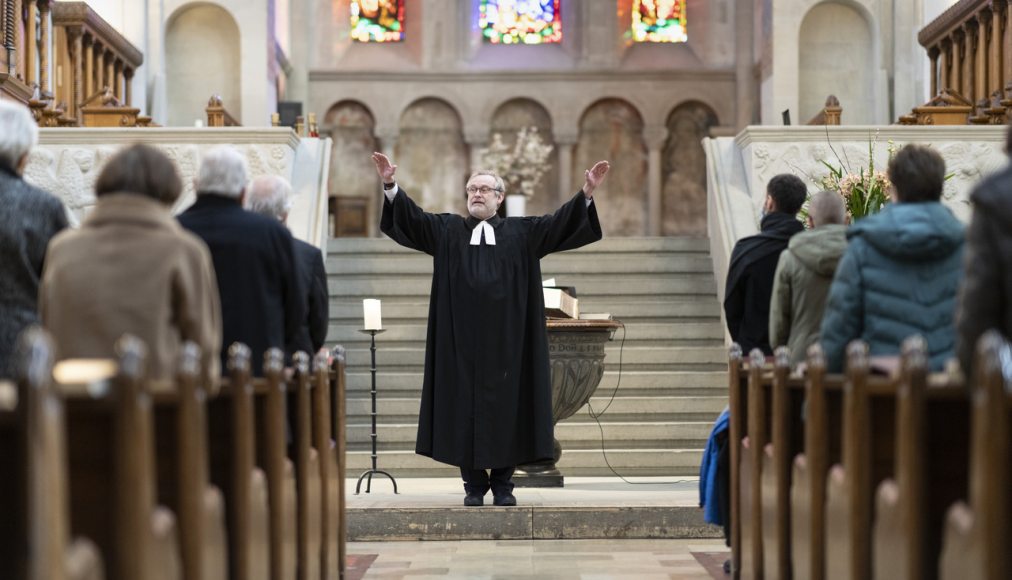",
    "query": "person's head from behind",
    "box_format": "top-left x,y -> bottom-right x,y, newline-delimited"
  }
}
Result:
887,144 -> 945,203
94,144 -> 182,205
246,175 -> 293,223
465,170 -> 505,220
0,101 -> 39,175
763,174 -> 807,217
195,146 -> 248,201
806,190 -> 846,229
